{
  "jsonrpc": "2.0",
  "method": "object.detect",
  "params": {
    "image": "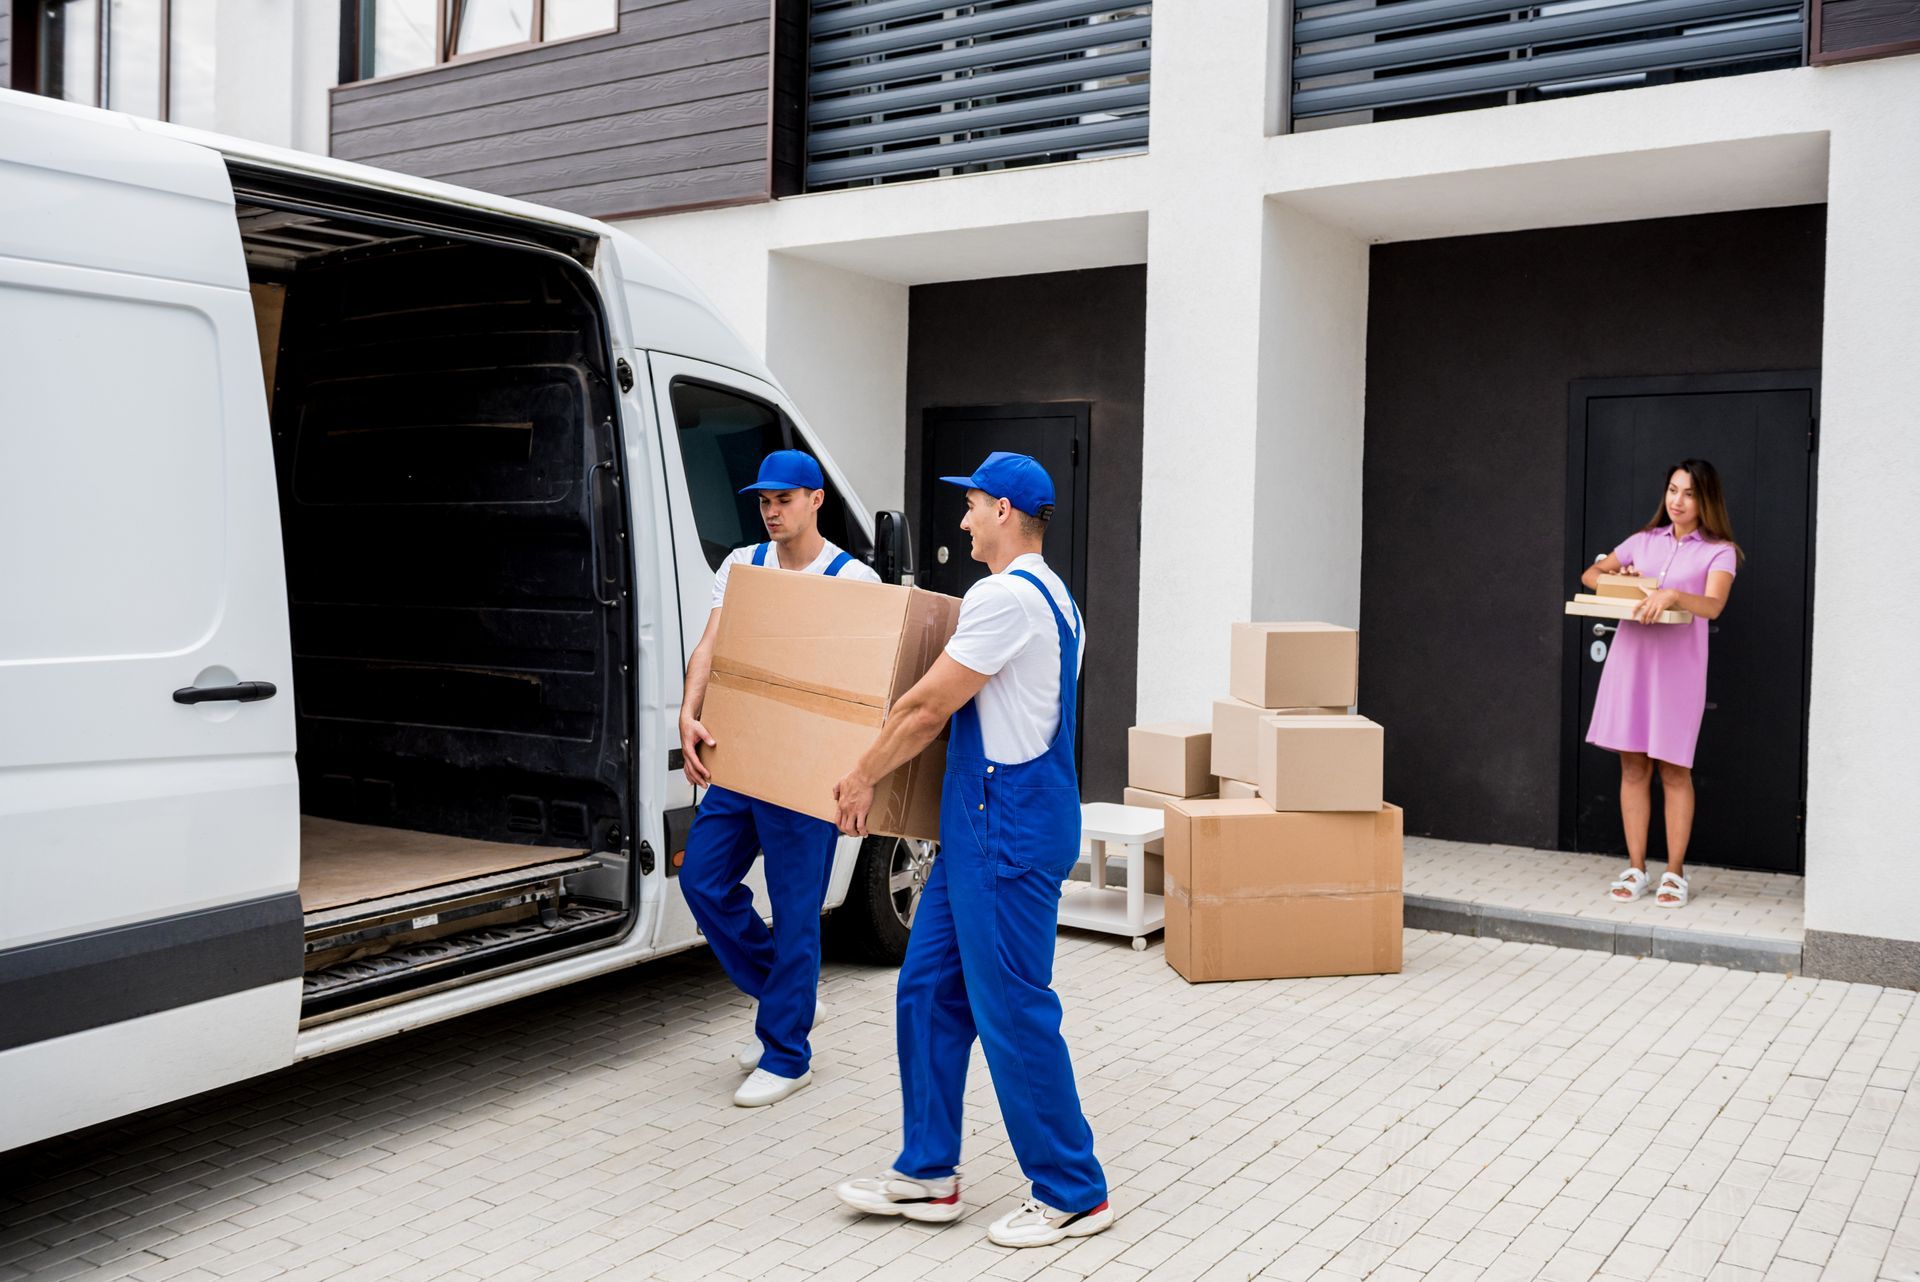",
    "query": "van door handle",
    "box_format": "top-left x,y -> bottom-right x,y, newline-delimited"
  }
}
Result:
588,460 -> 620,608
174,681 -> 278,705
